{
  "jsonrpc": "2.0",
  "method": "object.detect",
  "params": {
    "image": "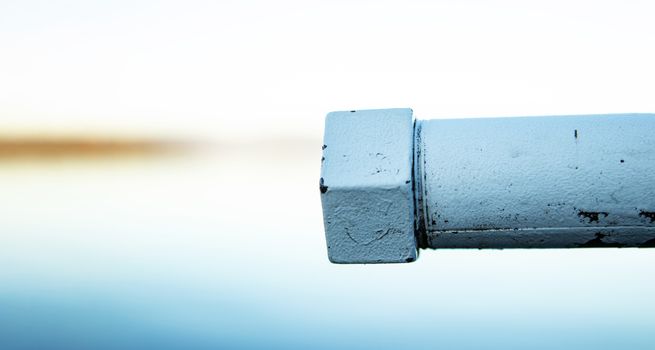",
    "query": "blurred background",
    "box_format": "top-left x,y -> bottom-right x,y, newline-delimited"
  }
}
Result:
1,0 -> 654,349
